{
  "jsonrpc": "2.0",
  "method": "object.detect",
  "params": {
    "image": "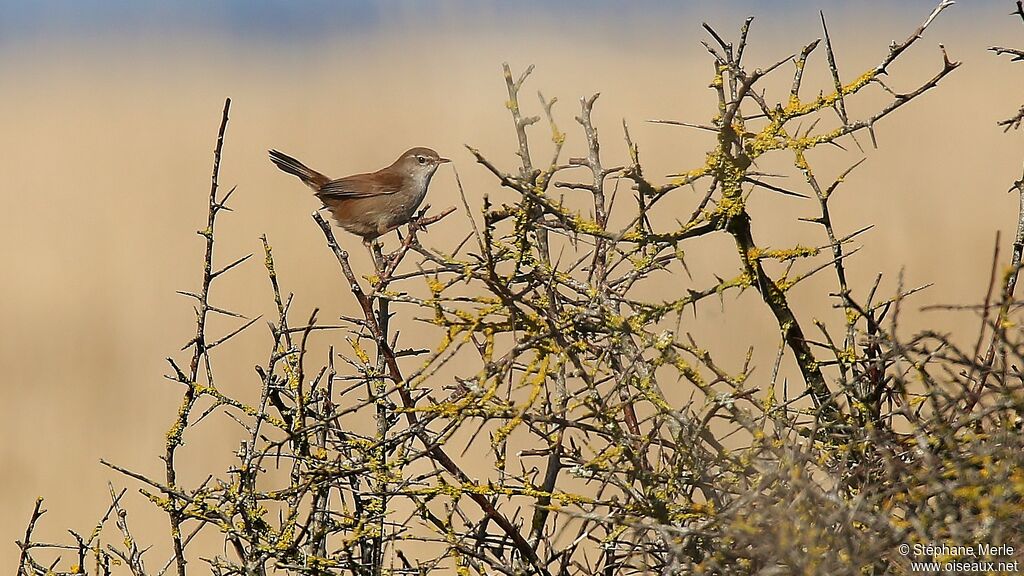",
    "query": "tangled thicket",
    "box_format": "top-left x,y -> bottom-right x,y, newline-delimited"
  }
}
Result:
18,3 -> 1024,575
